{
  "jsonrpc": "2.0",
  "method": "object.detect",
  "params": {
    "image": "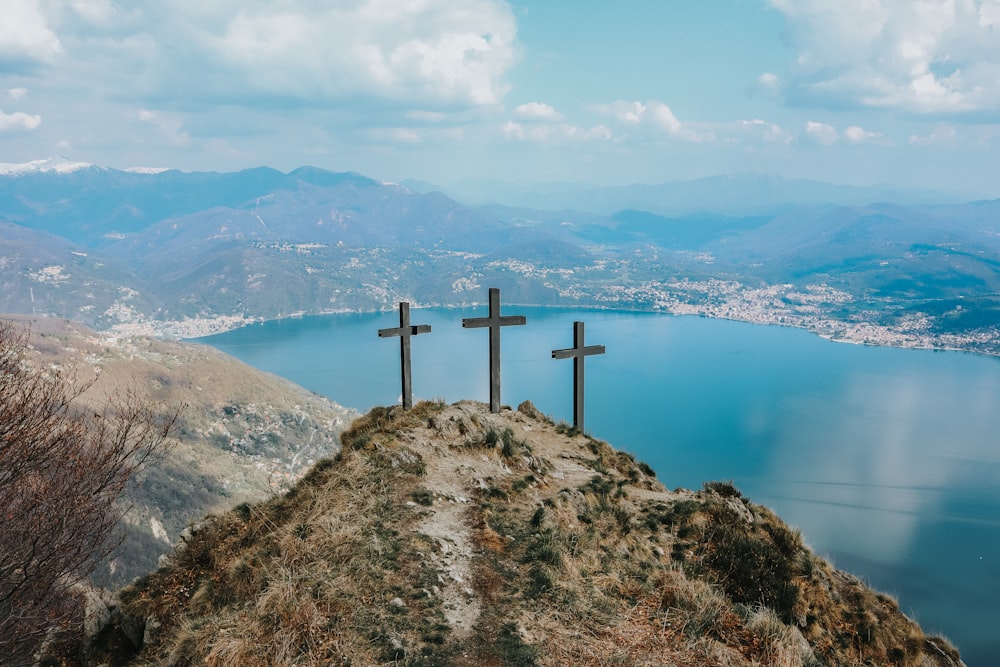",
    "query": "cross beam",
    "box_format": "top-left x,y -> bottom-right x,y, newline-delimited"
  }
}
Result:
462,287 -> 526,413
378,302 -> 431,409
552,321 -> 605,432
